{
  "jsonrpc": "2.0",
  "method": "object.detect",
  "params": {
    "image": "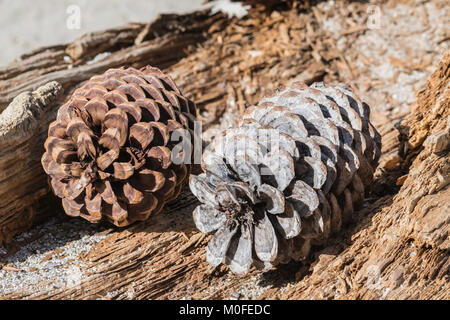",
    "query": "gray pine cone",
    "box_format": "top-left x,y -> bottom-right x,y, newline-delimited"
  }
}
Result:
189,81 -> 381,275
